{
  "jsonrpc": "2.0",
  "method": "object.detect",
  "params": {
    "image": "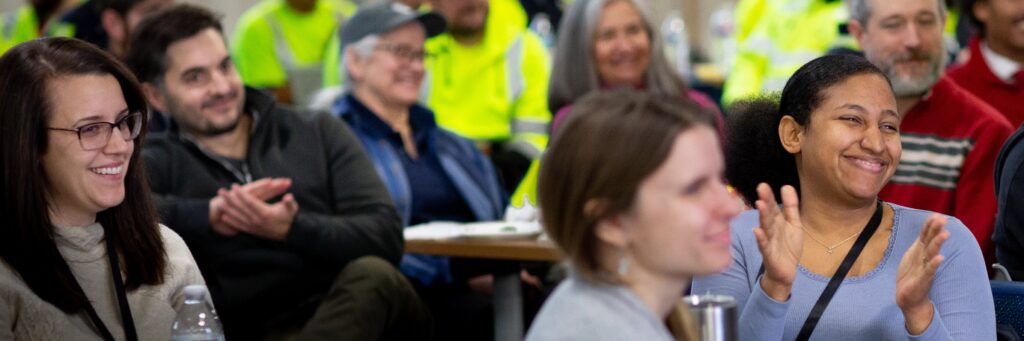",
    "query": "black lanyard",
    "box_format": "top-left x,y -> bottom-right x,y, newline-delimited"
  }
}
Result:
67,229 -> 139,341
796,200 -> 884,340
756,200 -> 884,341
